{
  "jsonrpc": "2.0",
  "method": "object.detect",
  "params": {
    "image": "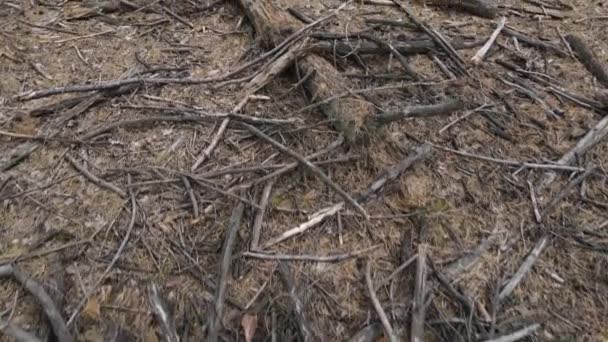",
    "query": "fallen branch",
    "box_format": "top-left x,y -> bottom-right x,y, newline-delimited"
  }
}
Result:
0,264 -> 74,342
365,260 -> 398,342
310,37 -> 485,56
243,245 -> 379,262
471,17 -> 506,65
208,203 -> 245,342
278,262 -> 318,341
